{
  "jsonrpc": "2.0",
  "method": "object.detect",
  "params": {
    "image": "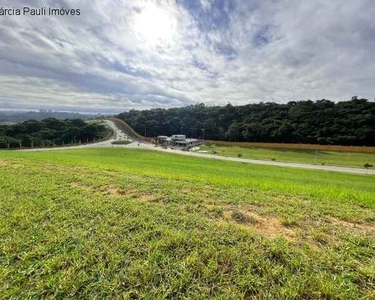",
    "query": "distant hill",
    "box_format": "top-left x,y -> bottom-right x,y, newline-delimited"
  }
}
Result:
118,98 -> 375,146
0,110 -> 104,123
